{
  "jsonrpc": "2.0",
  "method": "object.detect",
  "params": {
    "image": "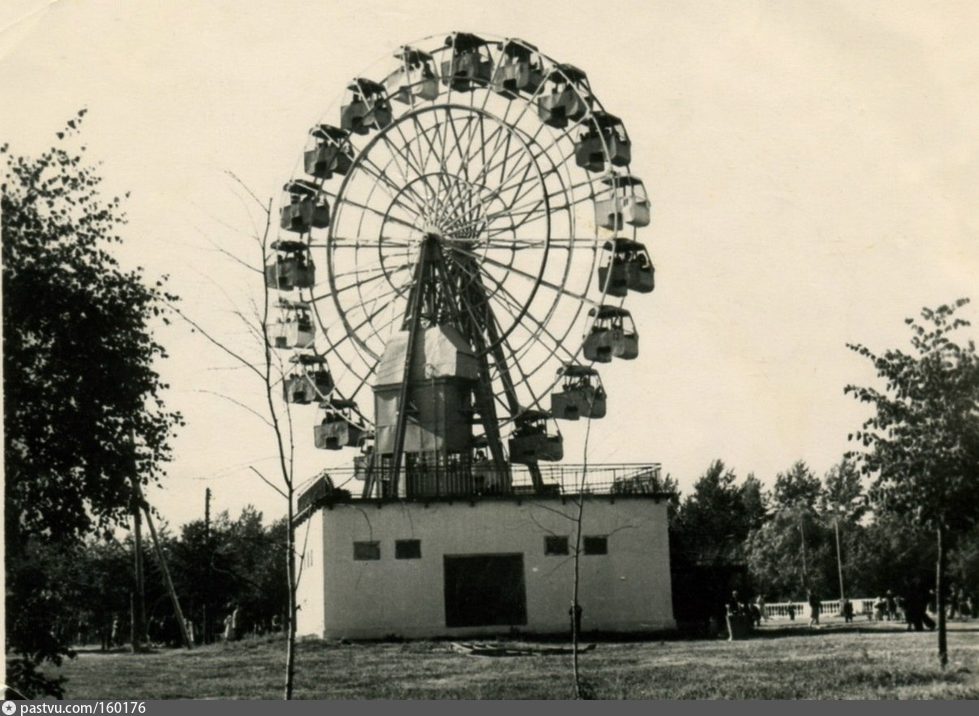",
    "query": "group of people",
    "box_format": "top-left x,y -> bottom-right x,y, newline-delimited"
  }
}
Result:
220,604 -> 284,642
724,591 -> 766,639
871,584 -> 976,631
